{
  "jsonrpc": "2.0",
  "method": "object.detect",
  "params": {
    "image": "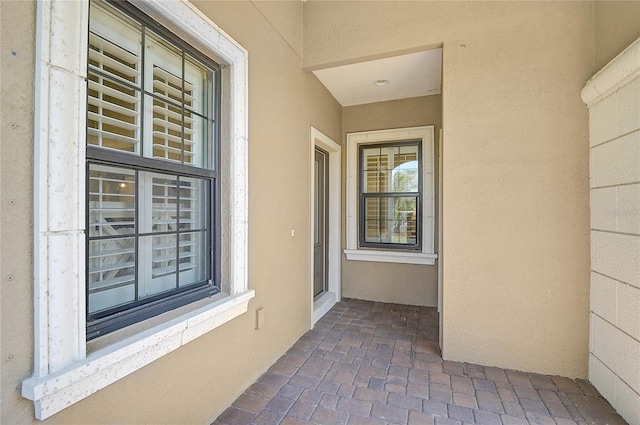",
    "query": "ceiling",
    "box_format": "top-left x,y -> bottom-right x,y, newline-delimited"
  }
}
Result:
312,48 -> 442,107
